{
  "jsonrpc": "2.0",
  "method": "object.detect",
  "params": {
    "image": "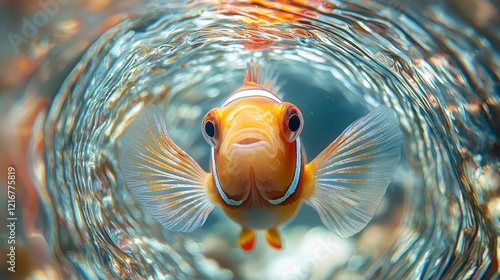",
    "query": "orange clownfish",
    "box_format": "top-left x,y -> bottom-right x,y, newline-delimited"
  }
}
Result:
119,60 -> 403,251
